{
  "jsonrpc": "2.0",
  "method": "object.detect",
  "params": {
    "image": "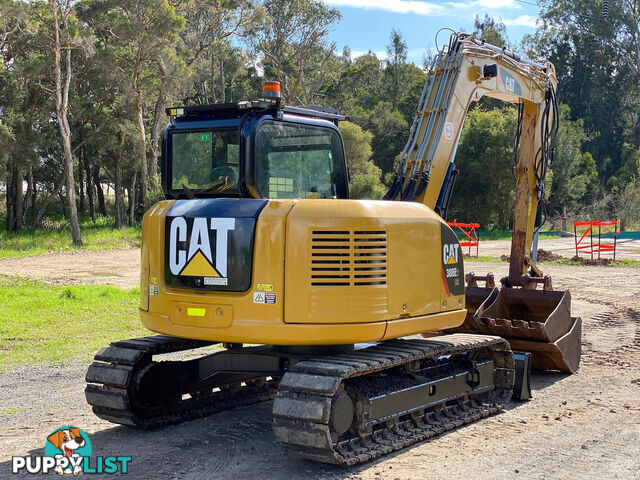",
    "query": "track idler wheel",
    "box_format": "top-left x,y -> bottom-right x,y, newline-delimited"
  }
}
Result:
329,394 -> 355,435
